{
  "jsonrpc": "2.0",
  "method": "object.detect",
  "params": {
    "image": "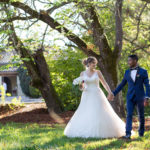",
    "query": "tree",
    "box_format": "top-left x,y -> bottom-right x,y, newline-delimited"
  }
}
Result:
0,0 -> 124,117
0,0 -> 149,117
0,0 -> 125,116
9,23 -> 64,122
0,5 -> 64,122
